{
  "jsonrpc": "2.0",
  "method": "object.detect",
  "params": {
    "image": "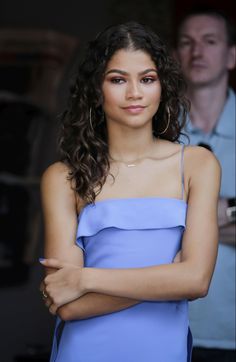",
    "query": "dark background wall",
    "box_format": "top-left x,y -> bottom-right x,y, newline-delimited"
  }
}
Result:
0,0 -> 173,49
0,0 -> 110,42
